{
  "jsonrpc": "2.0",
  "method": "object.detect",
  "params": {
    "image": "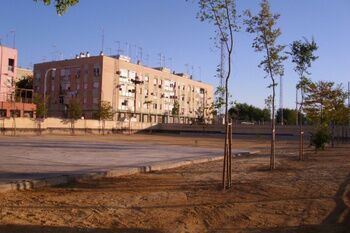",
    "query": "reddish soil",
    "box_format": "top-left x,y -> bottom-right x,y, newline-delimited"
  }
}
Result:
0,135 -> 349,233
